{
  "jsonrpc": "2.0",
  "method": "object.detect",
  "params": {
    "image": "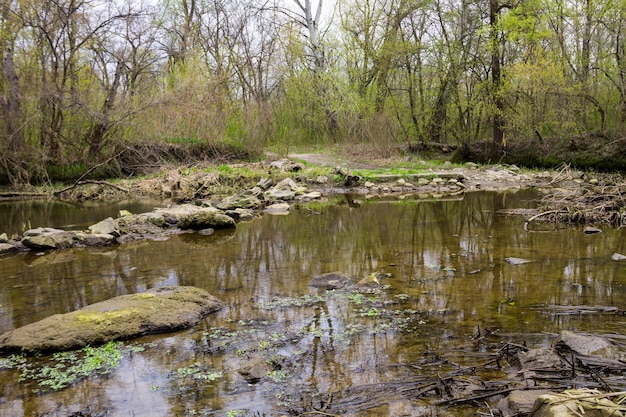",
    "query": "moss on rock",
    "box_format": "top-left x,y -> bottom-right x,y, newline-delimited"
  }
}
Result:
0,286 -> 224,353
